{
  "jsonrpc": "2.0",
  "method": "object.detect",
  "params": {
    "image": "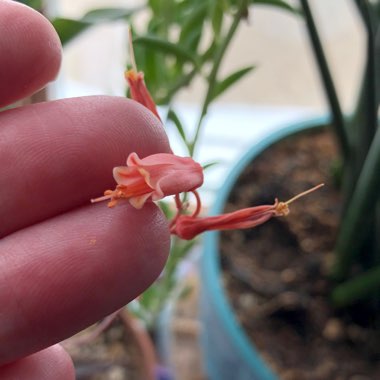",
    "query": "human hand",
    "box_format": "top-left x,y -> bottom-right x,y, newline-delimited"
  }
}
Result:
0,1 -> 171,378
